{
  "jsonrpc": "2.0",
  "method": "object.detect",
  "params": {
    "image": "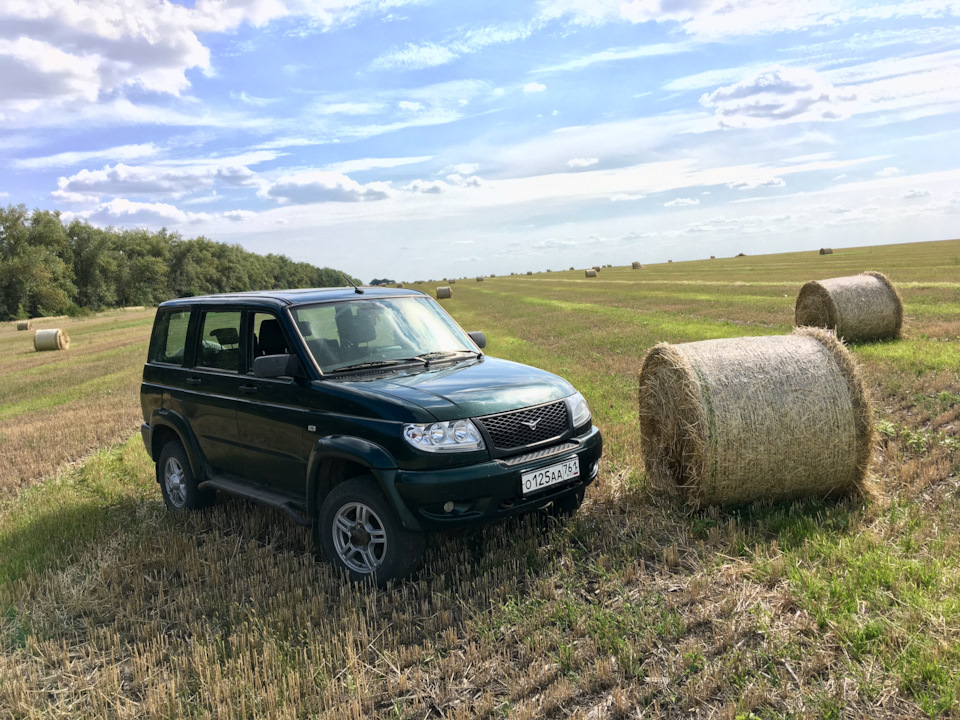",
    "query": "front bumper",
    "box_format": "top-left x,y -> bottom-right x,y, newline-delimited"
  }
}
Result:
392,425 -> 602,532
